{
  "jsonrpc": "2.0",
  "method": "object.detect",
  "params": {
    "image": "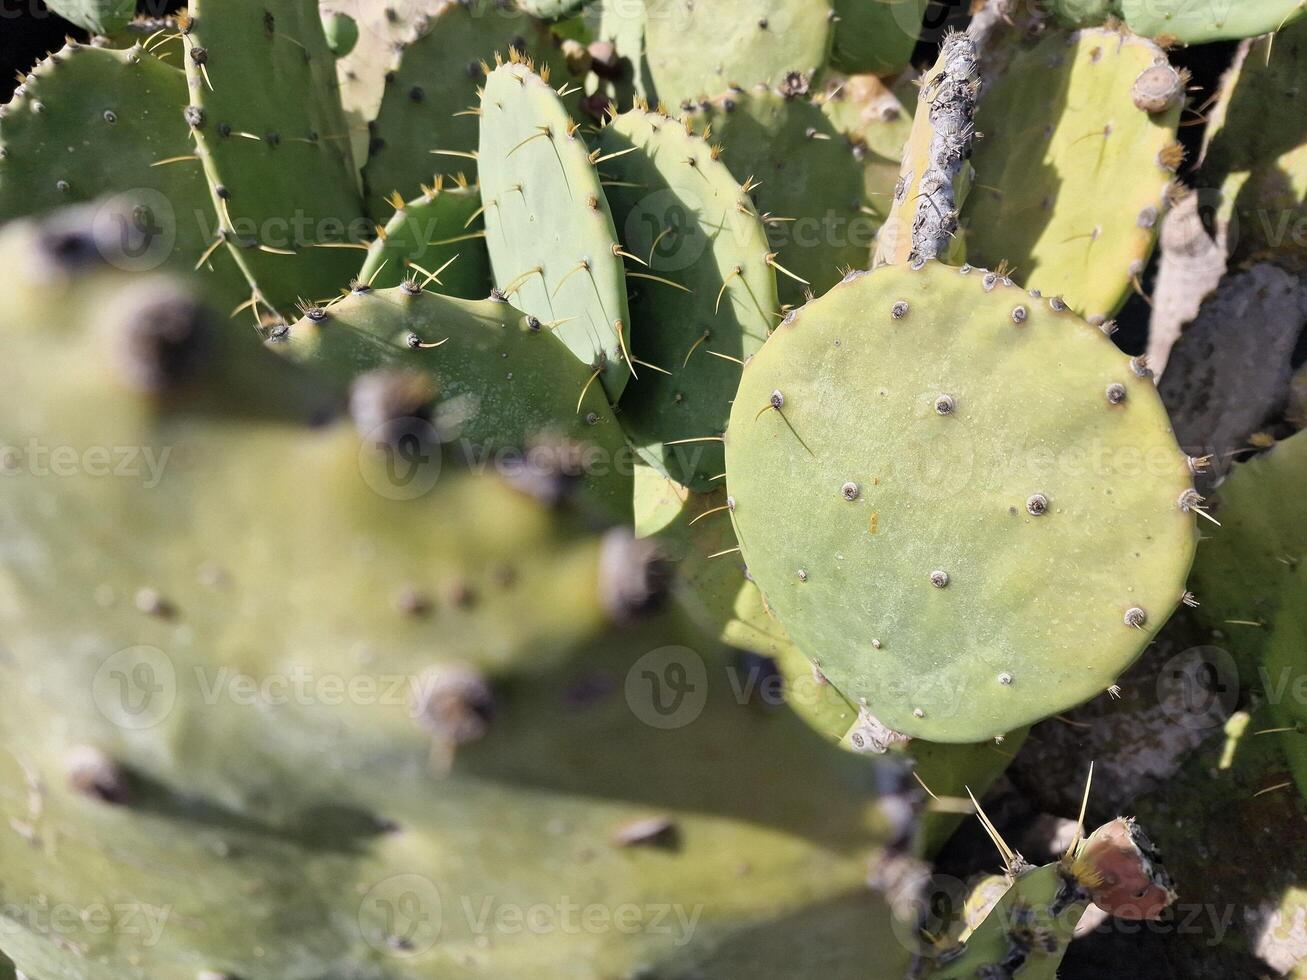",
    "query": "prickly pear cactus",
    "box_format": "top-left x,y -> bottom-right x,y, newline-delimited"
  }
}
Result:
642,0 -> 835,107
1199,16 -> 1307,270
358,177 -> 491,297
40,0 -> 135,34
0,207 -> 914,980
278,281 -> 635,521
359,0 -> 573,219
1120,0 -> 1307,44
964,27 -> 1183,325
0,43 -> 250,312
829,0 -> 929,77
597,105 -> 778,490
921,816 -> 1175,977
683,88 -> 869,307
725,261 -> 1199,742
478,55 -> 632,400
817,74 -> 915,229
182,0 -> 366,313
